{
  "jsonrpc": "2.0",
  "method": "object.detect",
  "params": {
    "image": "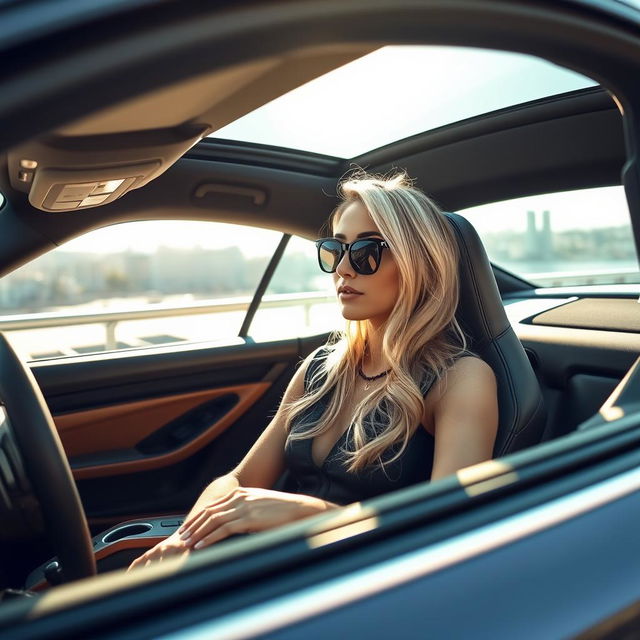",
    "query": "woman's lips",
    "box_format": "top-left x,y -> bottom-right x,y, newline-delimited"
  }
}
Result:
338,286 -> 363,301
339,292 -> 362,301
